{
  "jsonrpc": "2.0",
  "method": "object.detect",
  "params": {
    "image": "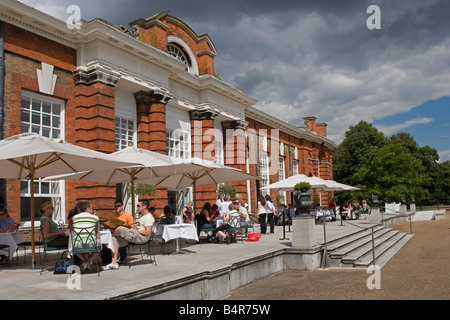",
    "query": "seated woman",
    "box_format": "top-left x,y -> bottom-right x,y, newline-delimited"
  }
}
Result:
194,202 -> 213,237
0,207 -> 16,262
40,202 -> 68,247
0,207 -> 16,233
159,205 -> 175,225
208,204 -> 220,227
